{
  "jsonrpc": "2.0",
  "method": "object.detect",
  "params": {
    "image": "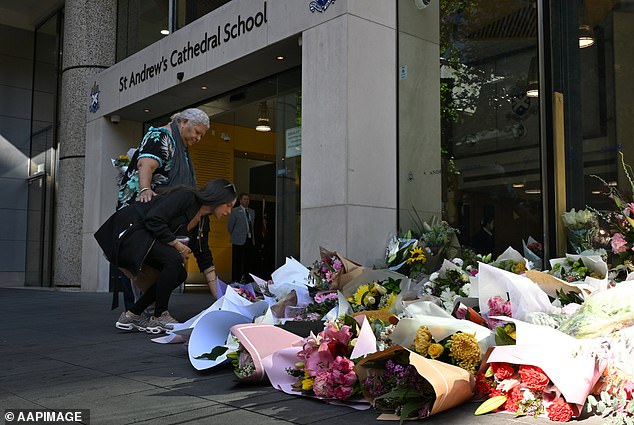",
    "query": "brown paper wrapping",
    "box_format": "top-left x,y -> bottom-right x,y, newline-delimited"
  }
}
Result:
352,310 -> 399,325
355,346 -> 474,418
524,269 -> 588,298
270,290 -> 298,318
319,246 -> 365,291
